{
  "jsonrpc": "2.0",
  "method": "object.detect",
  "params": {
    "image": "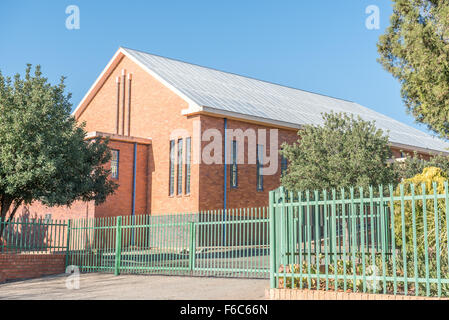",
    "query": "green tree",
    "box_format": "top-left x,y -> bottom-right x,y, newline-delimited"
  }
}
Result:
0,65 -> 117,230
280,112 -> 395,192
378,0 -> 449,139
